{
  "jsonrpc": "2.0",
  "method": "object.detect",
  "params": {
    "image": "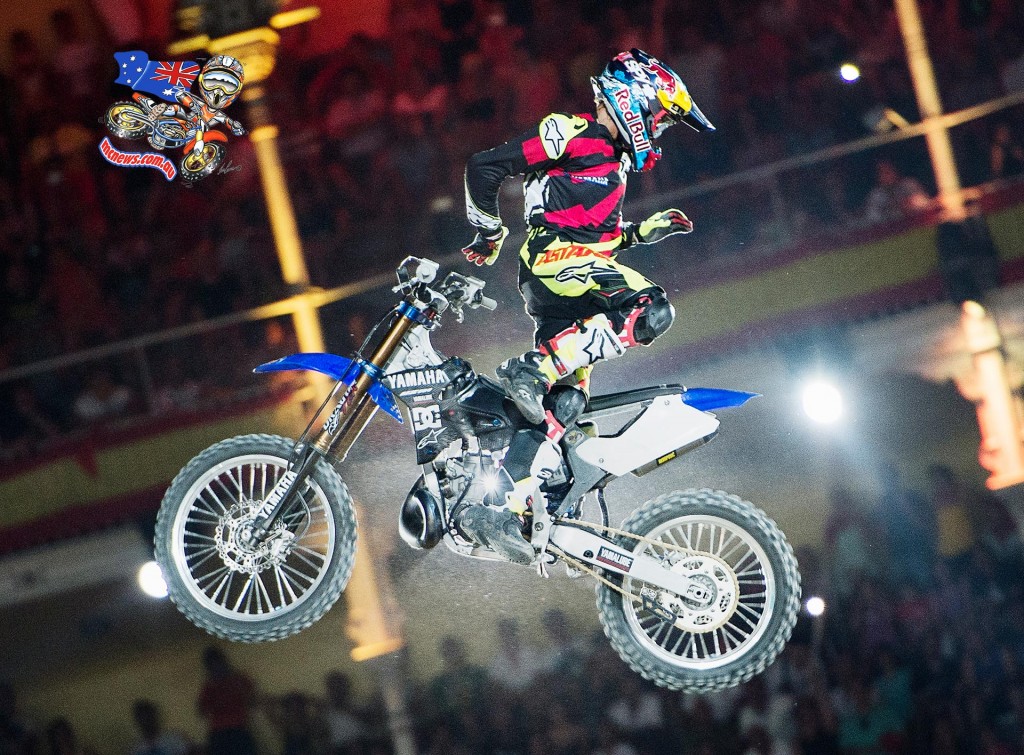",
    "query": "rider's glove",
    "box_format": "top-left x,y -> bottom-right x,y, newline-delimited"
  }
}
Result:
621,209 -> 693,248
231,122 -> 246,136
462,226 -> 509,266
